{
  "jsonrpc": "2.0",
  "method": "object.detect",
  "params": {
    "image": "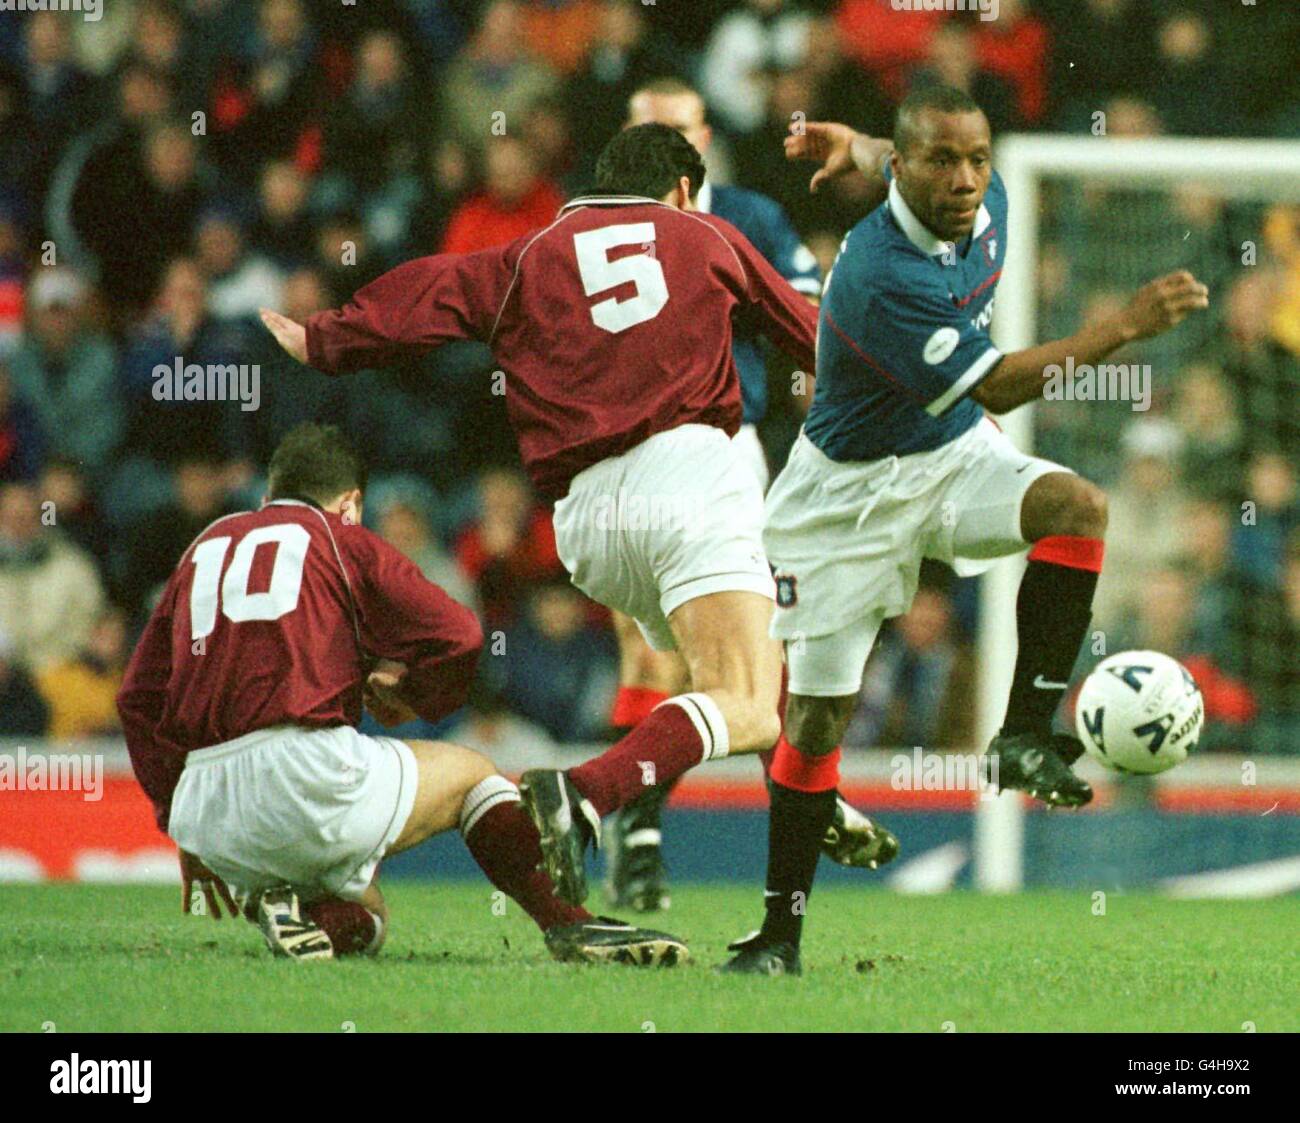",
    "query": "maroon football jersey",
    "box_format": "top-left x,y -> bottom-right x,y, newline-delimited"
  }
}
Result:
305,195 -> 820,499
117,499 -> 483,829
